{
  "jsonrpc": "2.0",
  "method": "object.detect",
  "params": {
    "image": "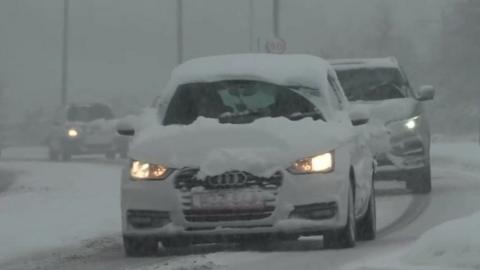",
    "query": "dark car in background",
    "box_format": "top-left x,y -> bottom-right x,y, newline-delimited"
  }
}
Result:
47,102 -> 128,161
330,58 -> 435,193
